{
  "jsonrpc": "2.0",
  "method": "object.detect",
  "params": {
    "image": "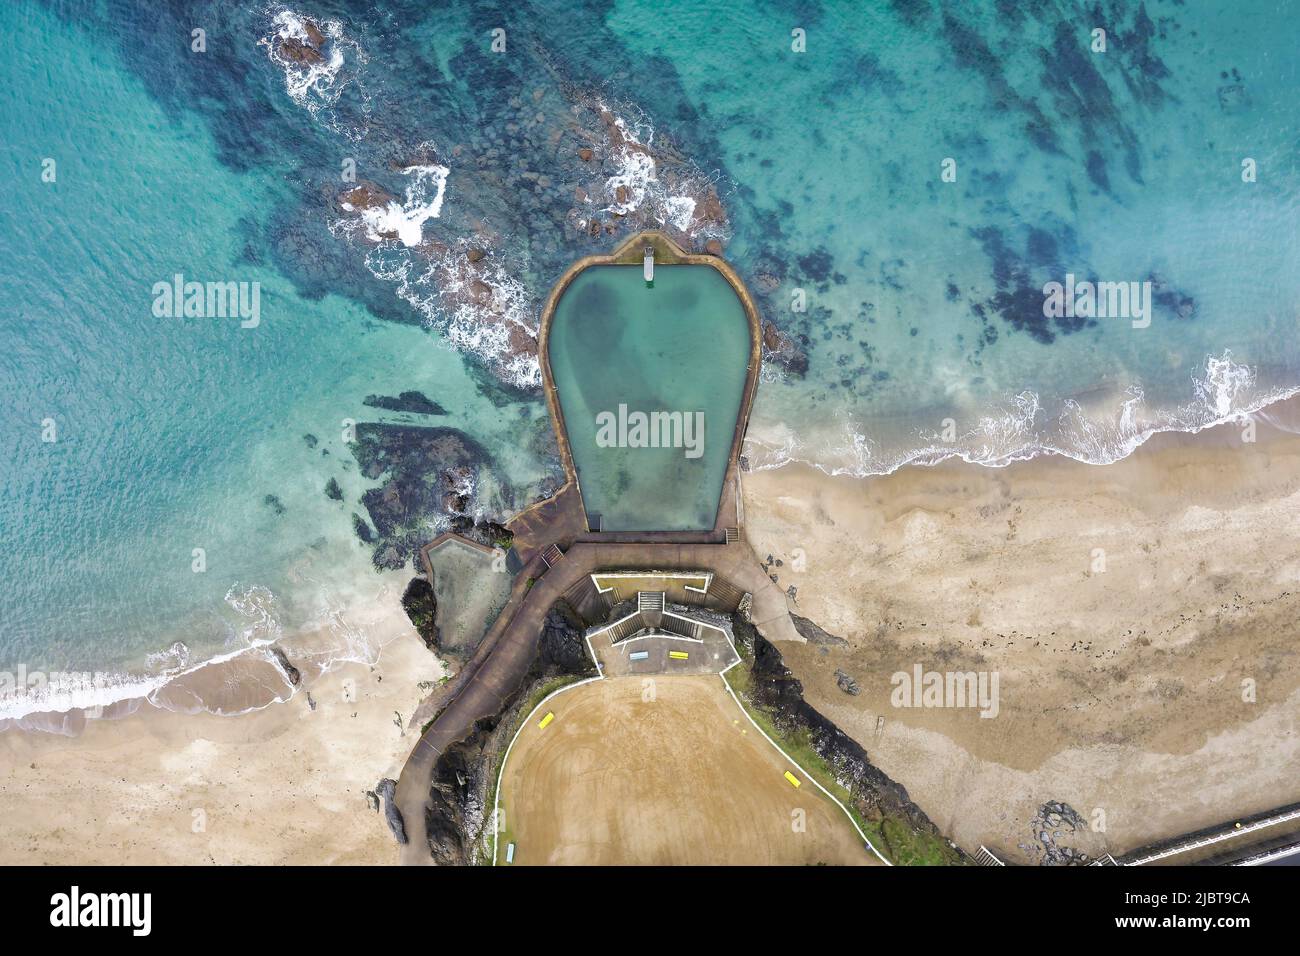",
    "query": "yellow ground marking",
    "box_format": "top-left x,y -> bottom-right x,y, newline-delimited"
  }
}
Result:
538,711 -> 555,730
784,771 -> 801,788
668,651 -> 690,660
